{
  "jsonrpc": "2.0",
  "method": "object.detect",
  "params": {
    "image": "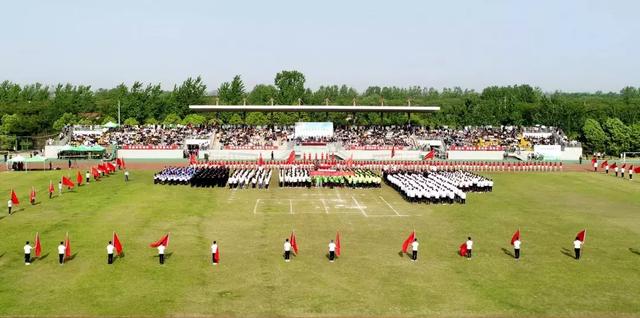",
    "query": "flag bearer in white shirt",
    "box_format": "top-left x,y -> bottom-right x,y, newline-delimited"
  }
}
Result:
7,199 -> 12,215
211,241 -> 218,265
513,239 -> 521,260
86,171 -> 91,183
106,241 -> 115,264
411,238 -> 419,261
58,242 -> 66,265
24,241 -> 32,265
158,244 -> 166,265
465,237 -> 473,259
283,238 -> 291,262
328,240 -> 336,262
573,237 -> 583,260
